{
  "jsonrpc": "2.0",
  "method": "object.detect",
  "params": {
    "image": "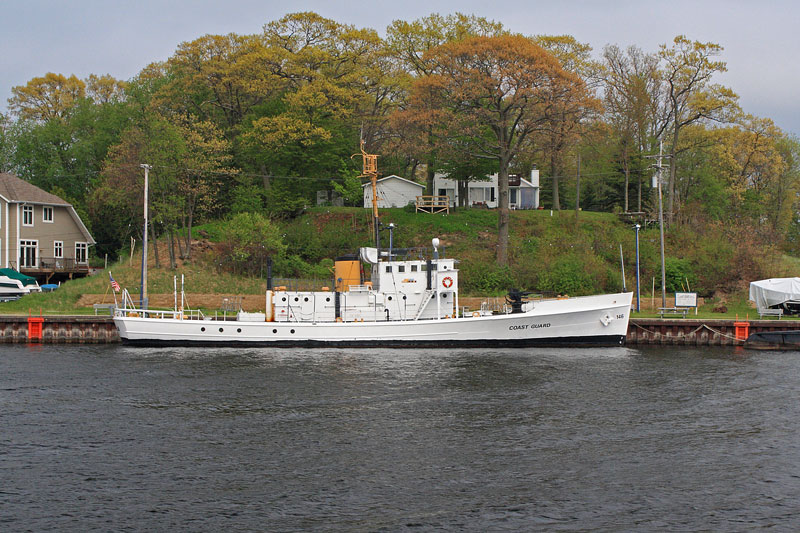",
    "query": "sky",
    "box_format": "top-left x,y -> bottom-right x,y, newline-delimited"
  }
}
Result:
2,0 -> 798,135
